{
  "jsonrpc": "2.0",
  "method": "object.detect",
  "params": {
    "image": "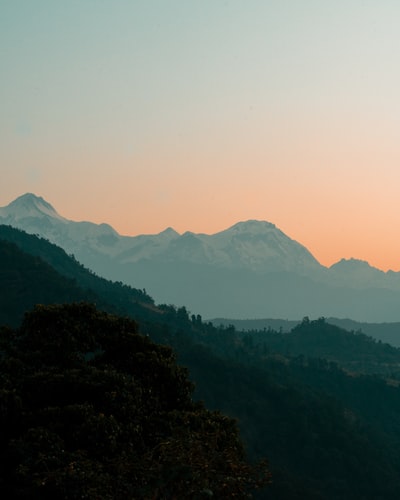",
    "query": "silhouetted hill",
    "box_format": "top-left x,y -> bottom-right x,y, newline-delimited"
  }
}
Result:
212,316 -> 400,348
4,226 -> 400,497
0,225 -> 158,326
0,238 -> 100,327
240,317 -> 400,376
